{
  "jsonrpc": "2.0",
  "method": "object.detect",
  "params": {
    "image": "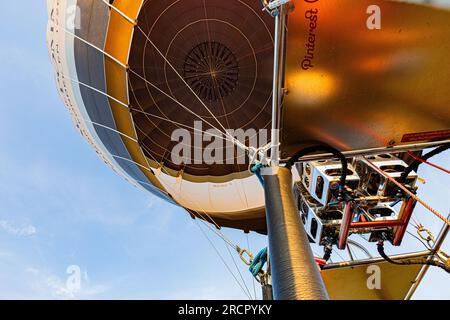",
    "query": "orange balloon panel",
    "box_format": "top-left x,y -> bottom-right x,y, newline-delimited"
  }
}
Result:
281,0 -> 450,158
